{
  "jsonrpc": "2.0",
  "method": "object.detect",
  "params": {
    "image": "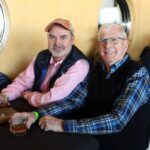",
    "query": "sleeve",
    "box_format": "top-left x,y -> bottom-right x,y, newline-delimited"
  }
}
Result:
23,59 -> 90,107
63,67 -> 150,134
37,78 -> 88,117
1,57 -> 36,100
